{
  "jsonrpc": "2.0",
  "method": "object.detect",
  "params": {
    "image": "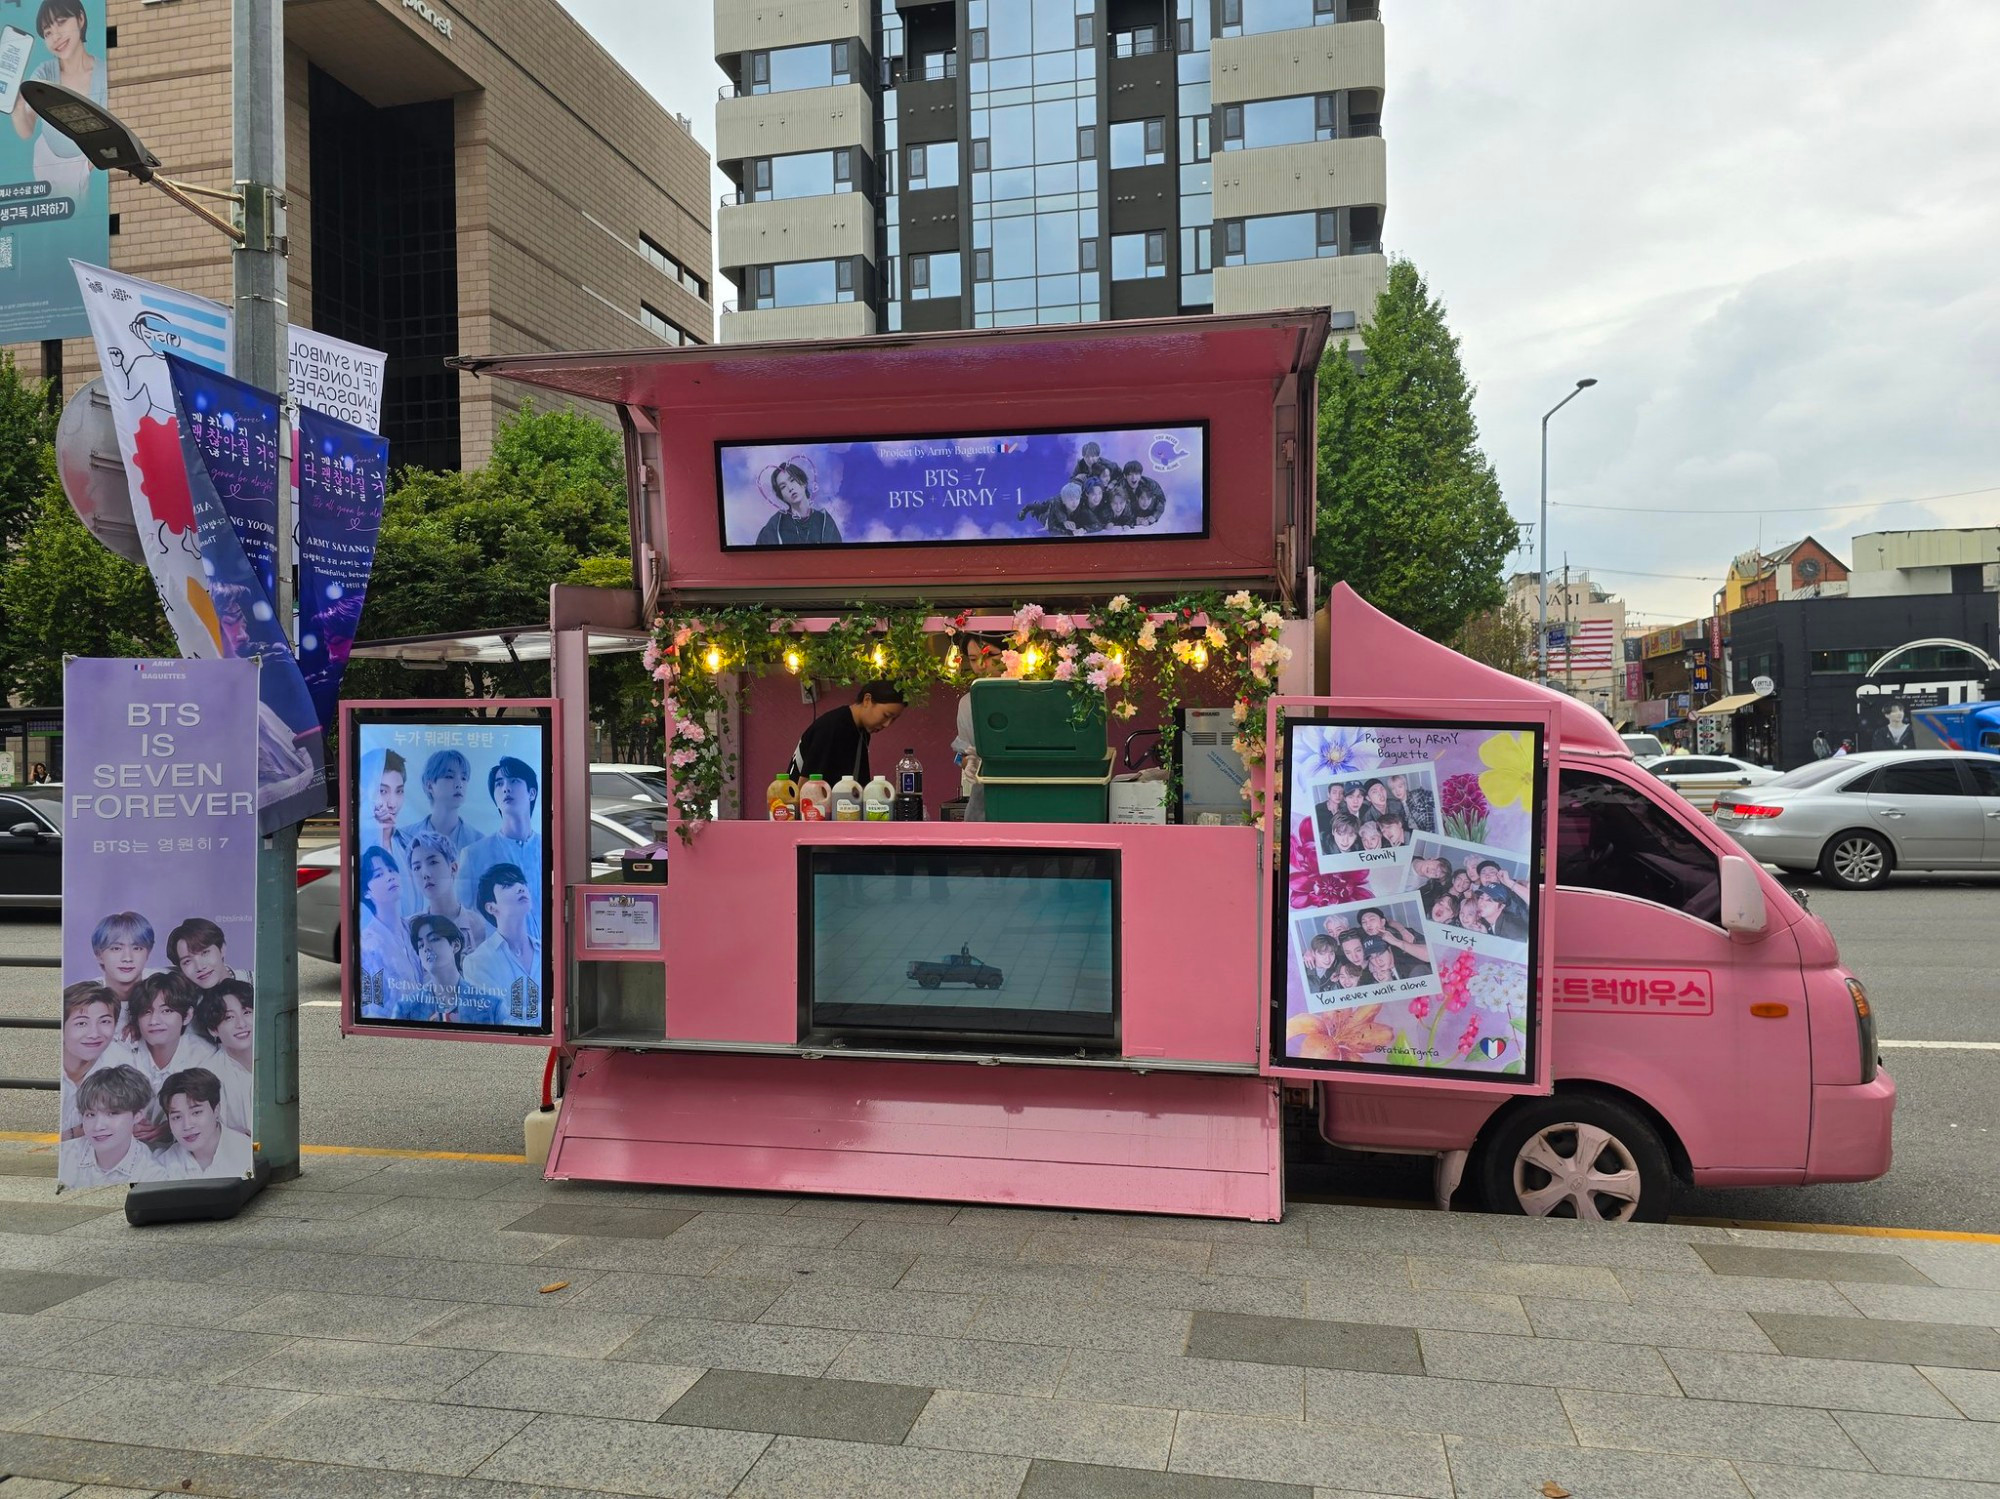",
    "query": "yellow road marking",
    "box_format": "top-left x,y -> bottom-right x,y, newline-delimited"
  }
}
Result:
1671,1215 -> 2000,1245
